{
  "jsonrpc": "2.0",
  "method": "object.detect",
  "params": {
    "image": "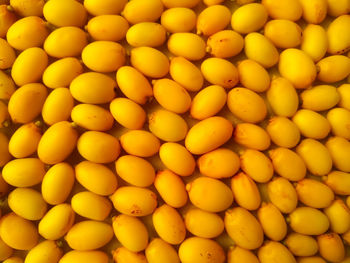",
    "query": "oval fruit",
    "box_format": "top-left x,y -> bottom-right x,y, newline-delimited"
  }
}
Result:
120,130 -> 160,157
267,177 -> 298,213
240,149 -> 273,183
197,5 -> 231,36
234,123 -> 271,151
160,7 -> 196,33
87,15 -> 129,41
